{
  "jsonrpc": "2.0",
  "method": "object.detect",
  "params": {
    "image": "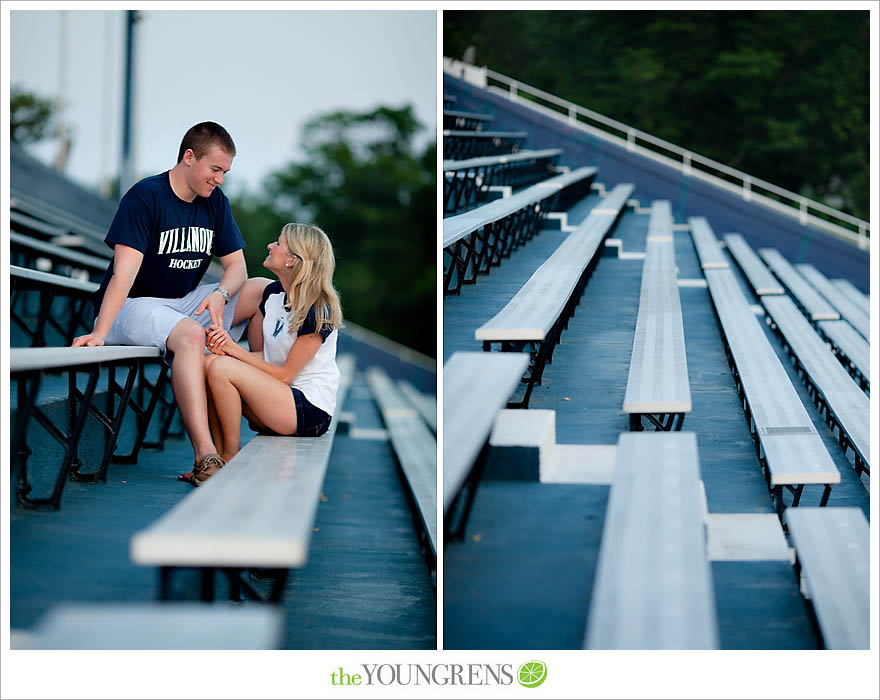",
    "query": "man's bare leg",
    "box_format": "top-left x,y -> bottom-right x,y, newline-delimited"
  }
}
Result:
203,353 -> 225,458
232,278 -> 272,348
167,318 -> 217,462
